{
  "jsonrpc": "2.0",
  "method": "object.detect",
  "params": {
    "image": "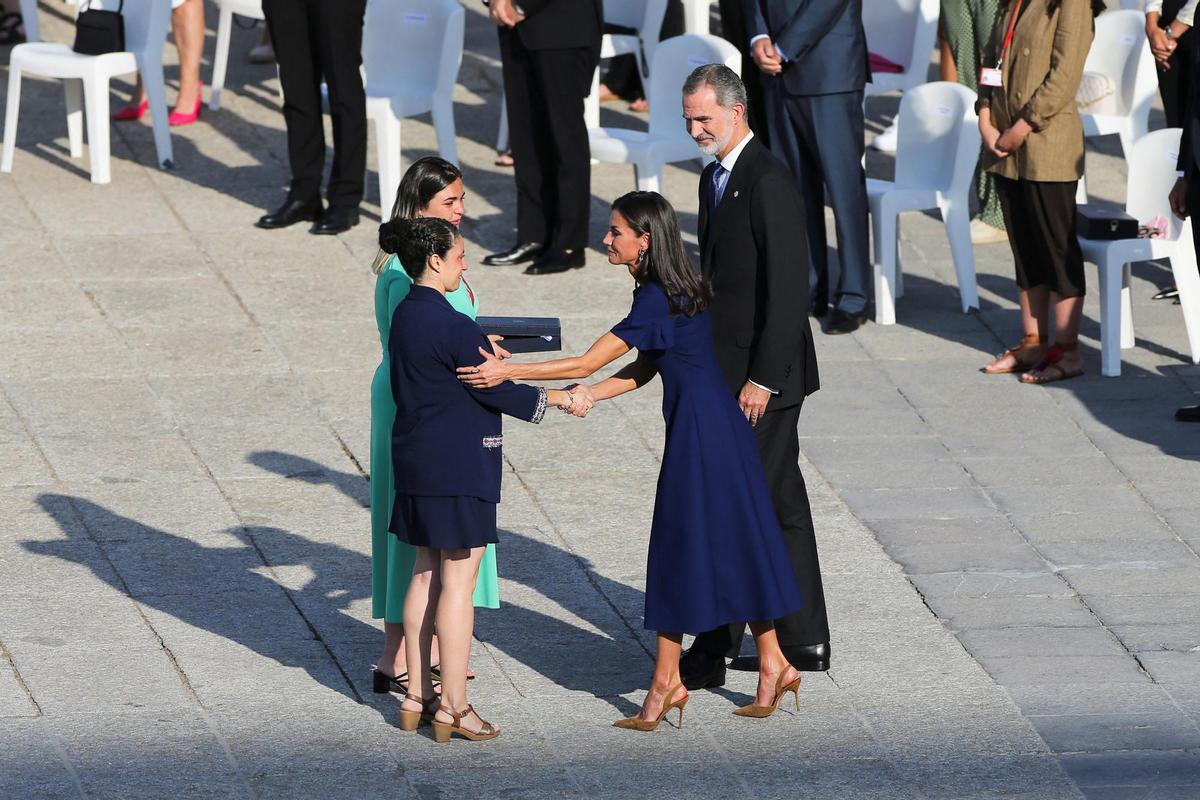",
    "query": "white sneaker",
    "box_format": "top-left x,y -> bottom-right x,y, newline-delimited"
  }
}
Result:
970,218 -> 1008,245
870,120 -> 898,152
